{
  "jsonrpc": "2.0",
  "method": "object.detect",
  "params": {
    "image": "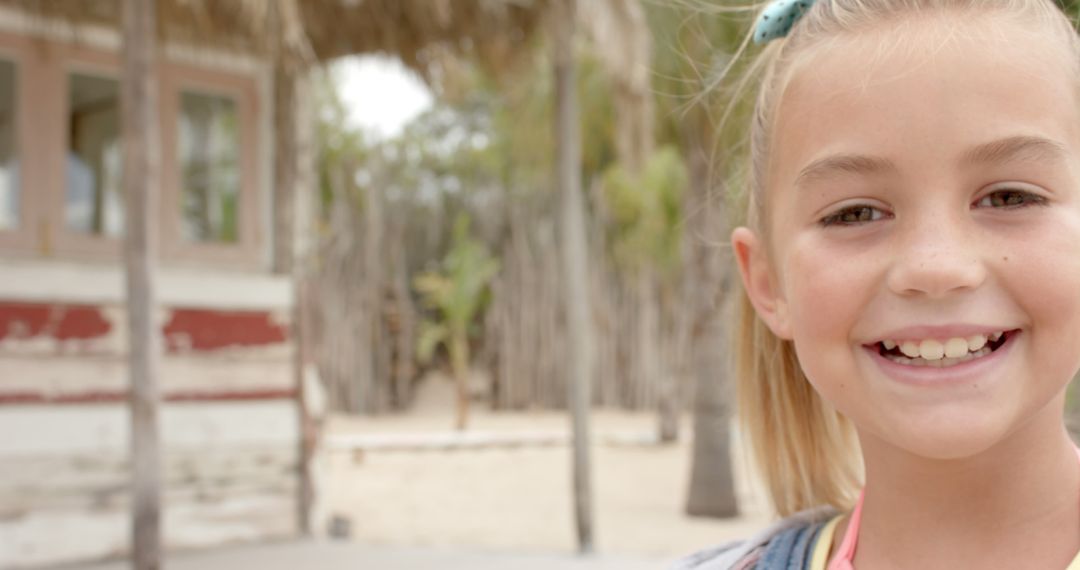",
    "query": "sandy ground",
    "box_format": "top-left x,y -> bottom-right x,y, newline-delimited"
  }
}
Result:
58,377 -> 775,570
62,541 -> 667,570
316,377 -> 773,562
